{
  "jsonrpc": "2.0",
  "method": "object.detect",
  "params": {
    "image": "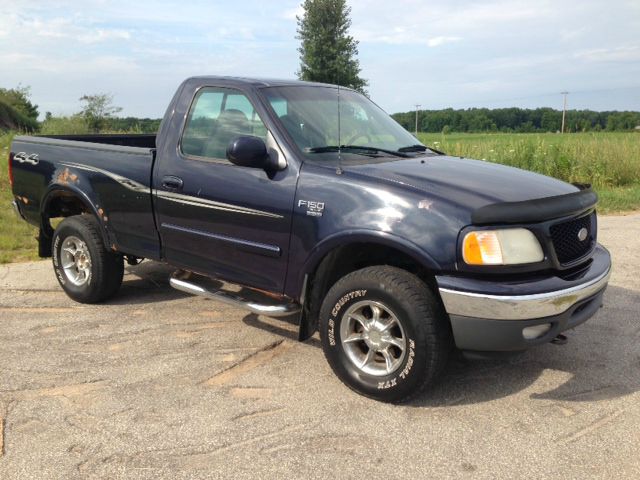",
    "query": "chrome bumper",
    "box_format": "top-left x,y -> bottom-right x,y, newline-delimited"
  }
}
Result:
439,267 -> 611,321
